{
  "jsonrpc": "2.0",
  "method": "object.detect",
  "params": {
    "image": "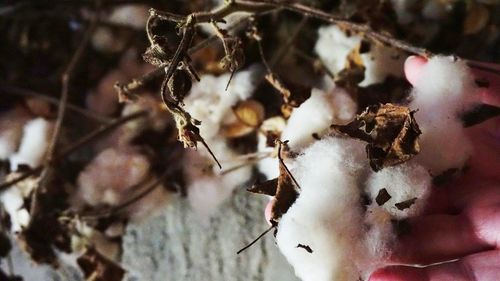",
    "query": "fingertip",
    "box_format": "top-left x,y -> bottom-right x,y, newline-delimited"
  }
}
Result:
404,55 -> 428,86
264,197 -> 276,225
